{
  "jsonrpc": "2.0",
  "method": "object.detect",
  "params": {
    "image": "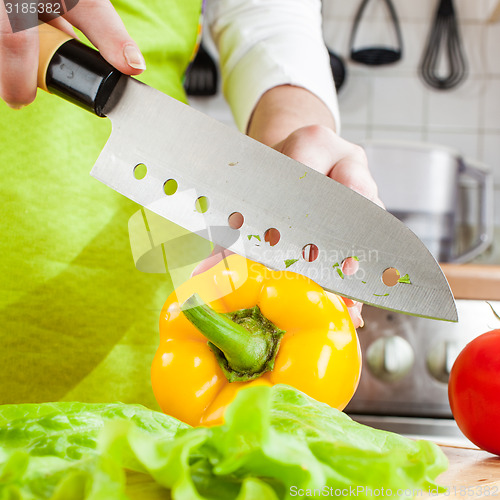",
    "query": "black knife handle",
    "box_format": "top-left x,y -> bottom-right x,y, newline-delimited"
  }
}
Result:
38,23 -> 123,117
